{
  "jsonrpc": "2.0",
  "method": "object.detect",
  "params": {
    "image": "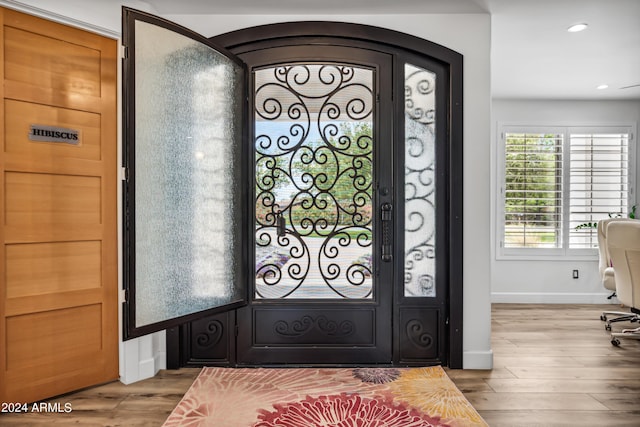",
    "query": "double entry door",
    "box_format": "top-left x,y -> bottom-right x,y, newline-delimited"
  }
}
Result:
123,9 -> 449,366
